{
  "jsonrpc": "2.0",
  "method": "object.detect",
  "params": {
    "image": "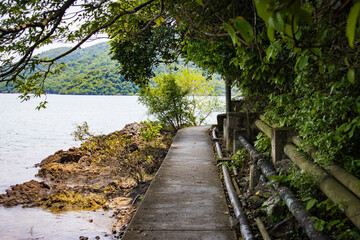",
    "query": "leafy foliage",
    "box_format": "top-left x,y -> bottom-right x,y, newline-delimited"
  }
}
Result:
138,69 -> 224,130
72,121 -> 92,142
2,0 -> 360,177
0,42 -> 139,95
174,68 -> 224,125
211,0 -> 360,174
139,120 -> 163,146
110,25 -> 181,86
138,72 -> 191,131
